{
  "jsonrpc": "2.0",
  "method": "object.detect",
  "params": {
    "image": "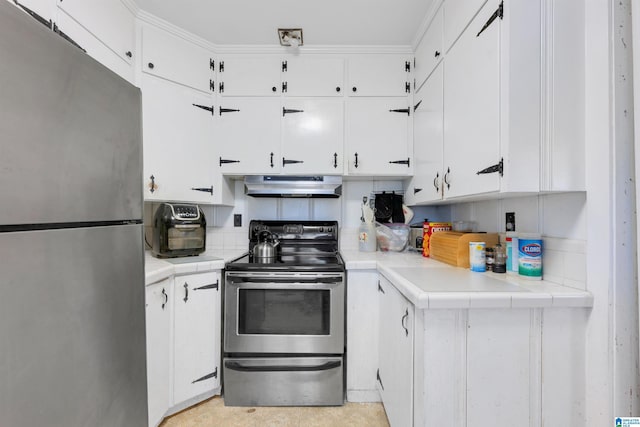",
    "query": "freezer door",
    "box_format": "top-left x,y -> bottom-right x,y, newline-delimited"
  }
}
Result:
0,224 -> 147,427
0,2 -> 142,225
